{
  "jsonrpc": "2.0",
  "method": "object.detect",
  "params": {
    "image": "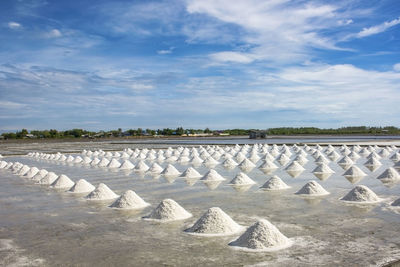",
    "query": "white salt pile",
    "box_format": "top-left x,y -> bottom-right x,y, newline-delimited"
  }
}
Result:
276,154 -> 290,166
222,158 -> 238,169
143,199 -> 192,222
293,154 -> 308,166
109,190 -> 150,209
230,172 -> 256,185
82,156 -> 92,164
90,157 -> 101,166
98,158 -> 110,167
148,163 -> 163,174
258,160 -> 278,174
66,155 -> 75,162
161,164 -> 181,177
51,174 -> 75,189
238,158 -> 256,172
190,155 -> 203,165
0,161 -> 7,169
377,167 -> 400,183
180,167 -> 202,179
73,156 -> 83,164
284,161 -> 305,178
343,166 -> 367,184
85,183 -> 119,201
228,219 -> 292,252
134,160 -> 149,172
68,179 -> 95,194
327,150 -> 340,161
119,160 -> 135,170
32,169 -> 48,182
37,172 -> 58,185
337,156 -> 354,170
364,157 -> 382,172
312,163 -> 335,181
295,181 -> 329,196
185,207 -> 243,236
340,185 -> 382,203
200,169 -> 226,181
107,158 -> 121,168
24,167 -> 39,179
260,175 -> 290,191
203,157 -> 220,167
17,165 -> 31,176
